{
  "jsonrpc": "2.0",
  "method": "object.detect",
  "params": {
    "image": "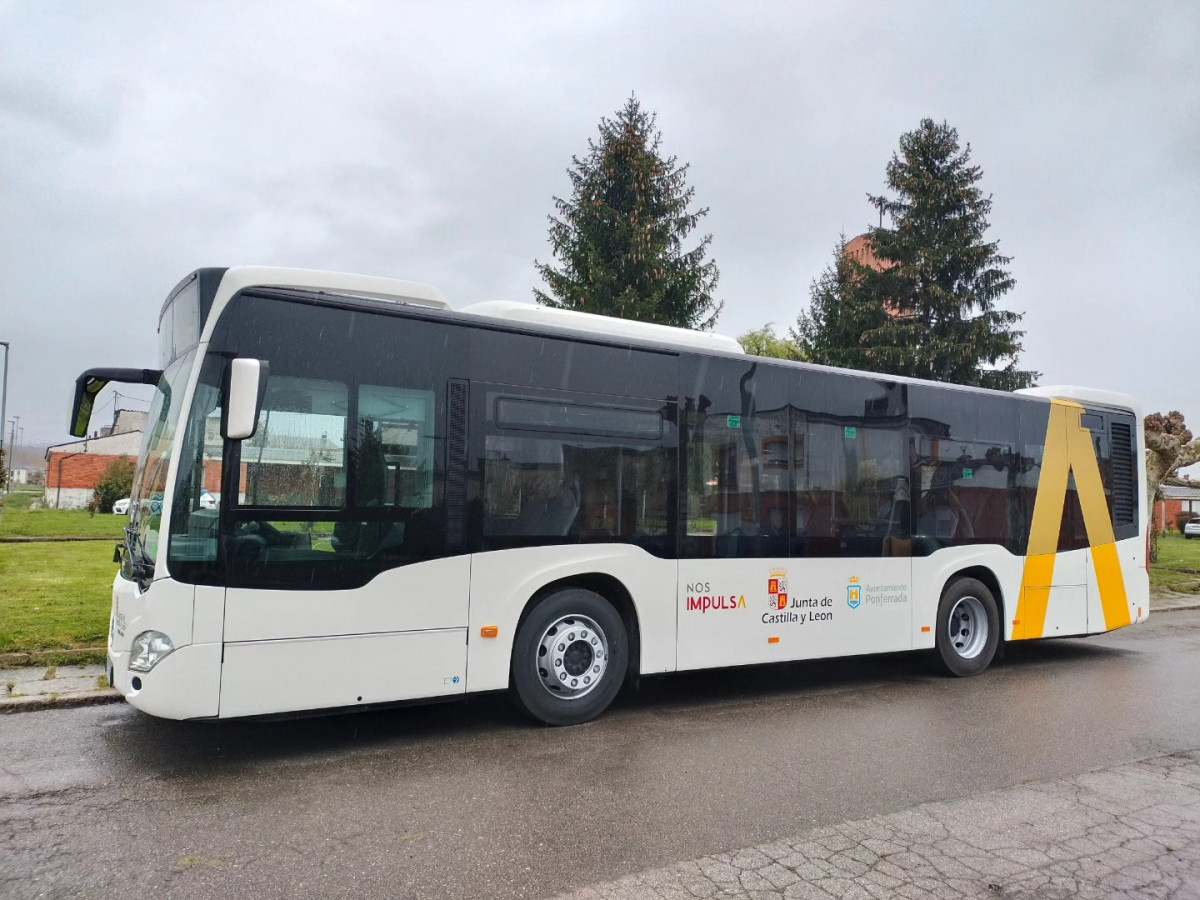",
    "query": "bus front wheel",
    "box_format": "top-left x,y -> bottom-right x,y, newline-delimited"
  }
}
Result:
934,577 -> 1000,677
510,588 -> 628,726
